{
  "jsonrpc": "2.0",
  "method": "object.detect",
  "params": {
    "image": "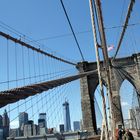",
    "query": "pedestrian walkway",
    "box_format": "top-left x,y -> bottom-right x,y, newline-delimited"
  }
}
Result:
134,136 -> 140,140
